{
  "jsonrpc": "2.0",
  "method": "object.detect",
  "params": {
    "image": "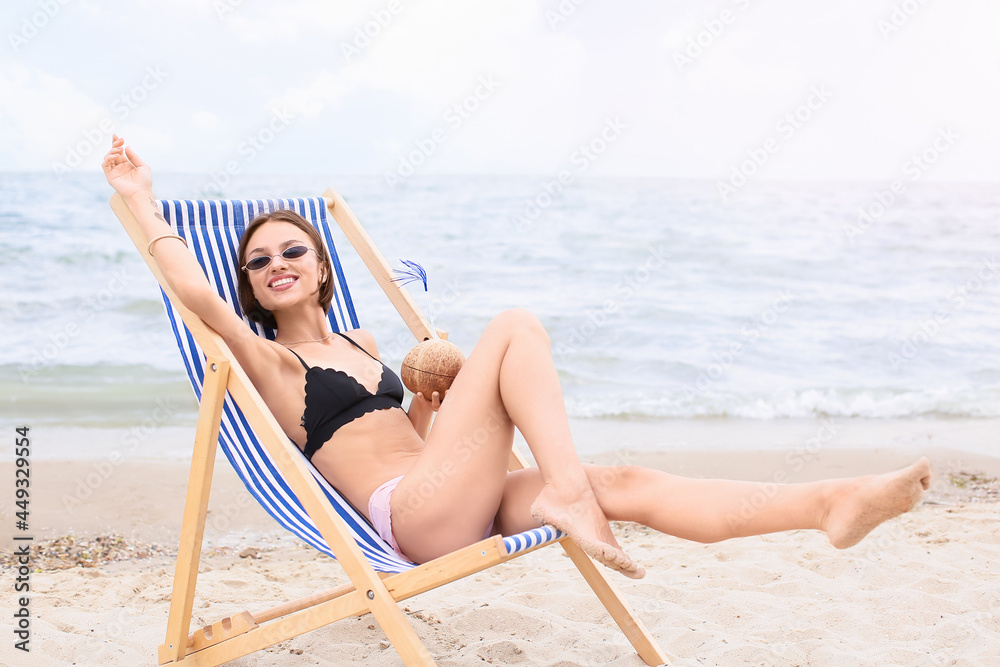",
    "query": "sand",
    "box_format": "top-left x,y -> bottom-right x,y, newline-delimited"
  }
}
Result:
1,418 -> 999,666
